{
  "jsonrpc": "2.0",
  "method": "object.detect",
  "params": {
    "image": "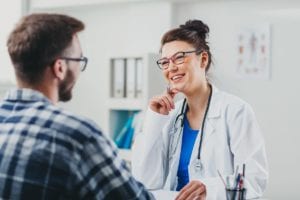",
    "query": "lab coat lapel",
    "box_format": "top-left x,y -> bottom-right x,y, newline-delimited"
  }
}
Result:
202,119 -> 215,145
202,85 -> 221,145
